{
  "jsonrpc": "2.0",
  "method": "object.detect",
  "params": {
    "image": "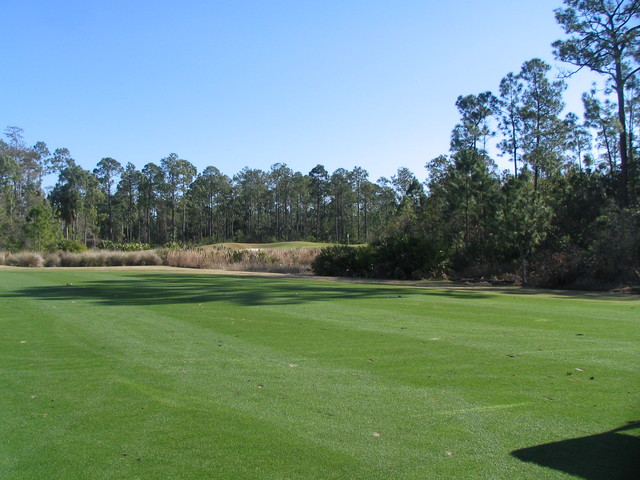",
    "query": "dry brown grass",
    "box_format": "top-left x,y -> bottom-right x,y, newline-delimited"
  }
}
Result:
0,247 -> 316,274
3,252 -> 44,267
5,250 -> 164,268
164,247 -> 320,274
